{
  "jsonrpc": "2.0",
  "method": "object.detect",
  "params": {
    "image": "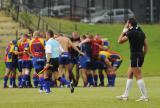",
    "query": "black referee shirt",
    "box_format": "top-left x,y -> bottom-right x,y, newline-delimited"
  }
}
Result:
126,27 -> 146,53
